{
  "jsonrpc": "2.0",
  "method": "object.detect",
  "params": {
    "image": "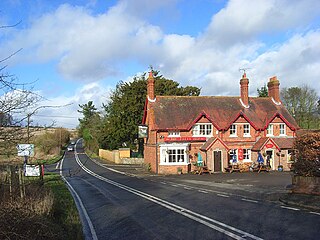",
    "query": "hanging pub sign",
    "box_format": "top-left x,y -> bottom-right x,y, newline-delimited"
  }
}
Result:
138,125 -> 148,138
238,148 -> 244,160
